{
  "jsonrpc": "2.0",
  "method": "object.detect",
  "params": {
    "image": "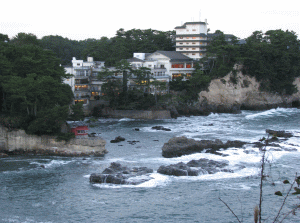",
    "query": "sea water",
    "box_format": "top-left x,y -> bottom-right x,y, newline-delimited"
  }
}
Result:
1,108 -> 300,223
